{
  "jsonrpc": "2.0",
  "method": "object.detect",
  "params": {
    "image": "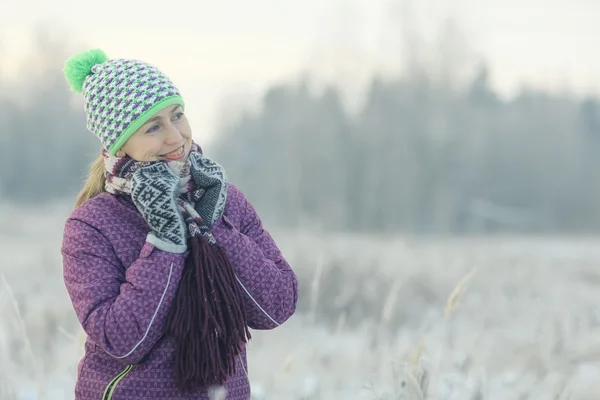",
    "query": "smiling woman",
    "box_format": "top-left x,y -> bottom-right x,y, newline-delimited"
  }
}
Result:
59,48 -> 299,400
117,105 -> 193,162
